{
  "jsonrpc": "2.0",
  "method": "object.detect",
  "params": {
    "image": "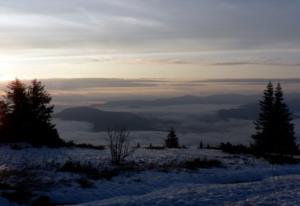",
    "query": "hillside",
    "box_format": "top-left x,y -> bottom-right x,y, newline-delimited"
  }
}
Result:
54,107 -> 156,131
